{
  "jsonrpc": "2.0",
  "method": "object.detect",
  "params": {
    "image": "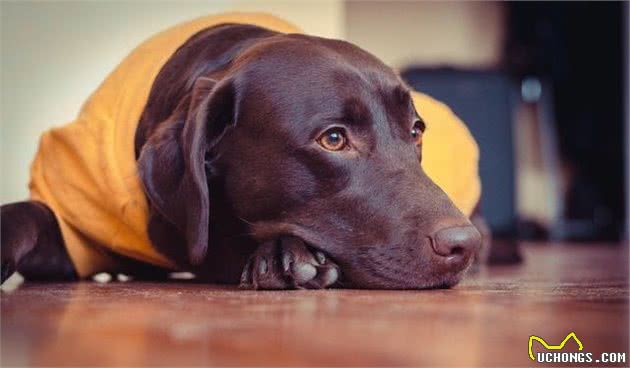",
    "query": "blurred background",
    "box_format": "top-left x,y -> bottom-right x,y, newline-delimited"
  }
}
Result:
1,1 -> 628,243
